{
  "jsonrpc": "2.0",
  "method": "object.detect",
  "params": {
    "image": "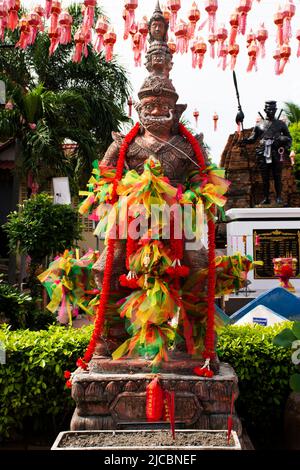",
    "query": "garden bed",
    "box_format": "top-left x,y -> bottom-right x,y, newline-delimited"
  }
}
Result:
51,429 -> 241,450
